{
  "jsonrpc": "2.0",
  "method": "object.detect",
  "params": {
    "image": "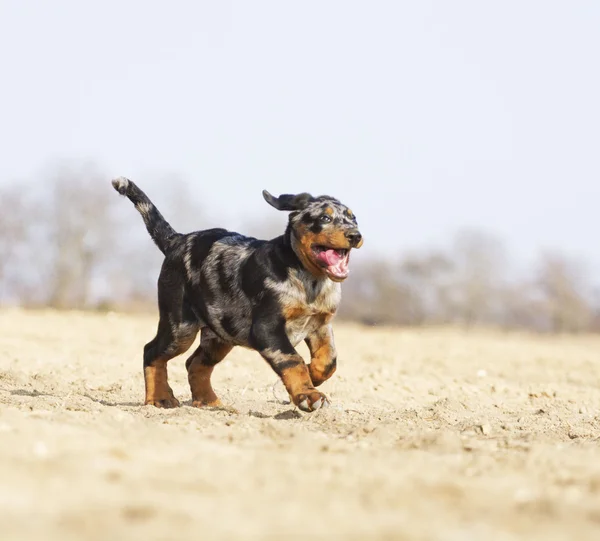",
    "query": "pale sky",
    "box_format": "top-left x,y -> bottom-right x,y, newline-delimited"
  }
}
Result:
1,1 -> 599,274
